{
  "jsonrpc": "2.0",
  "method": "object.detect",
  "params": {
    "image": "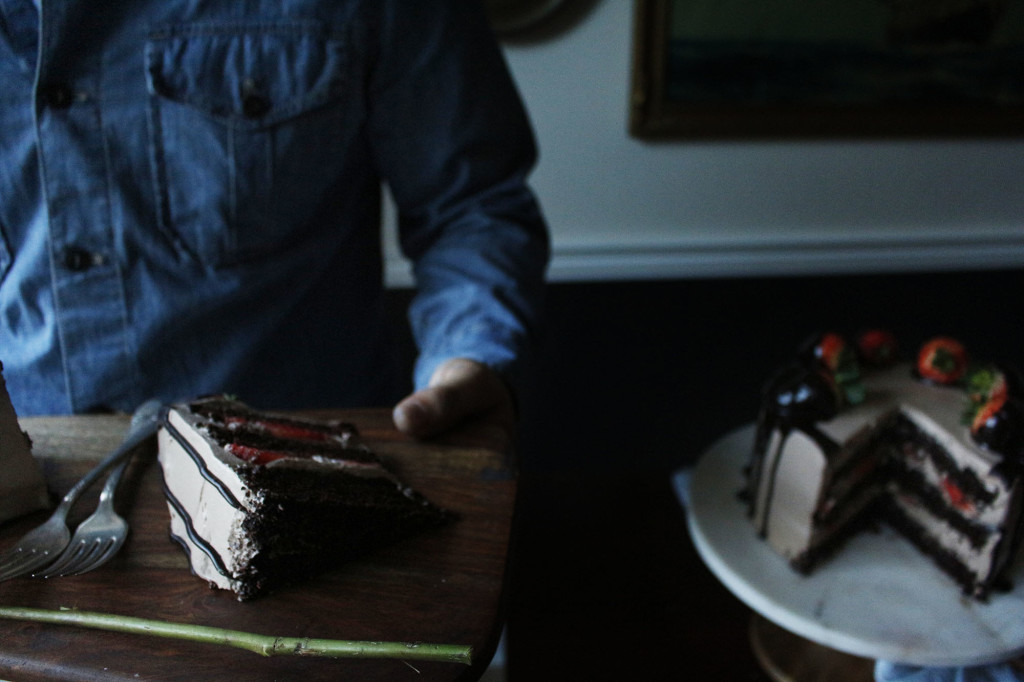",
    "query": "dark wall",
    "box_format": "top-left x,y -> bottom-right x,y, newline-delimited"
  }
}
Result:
515,268 -> 1024,474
